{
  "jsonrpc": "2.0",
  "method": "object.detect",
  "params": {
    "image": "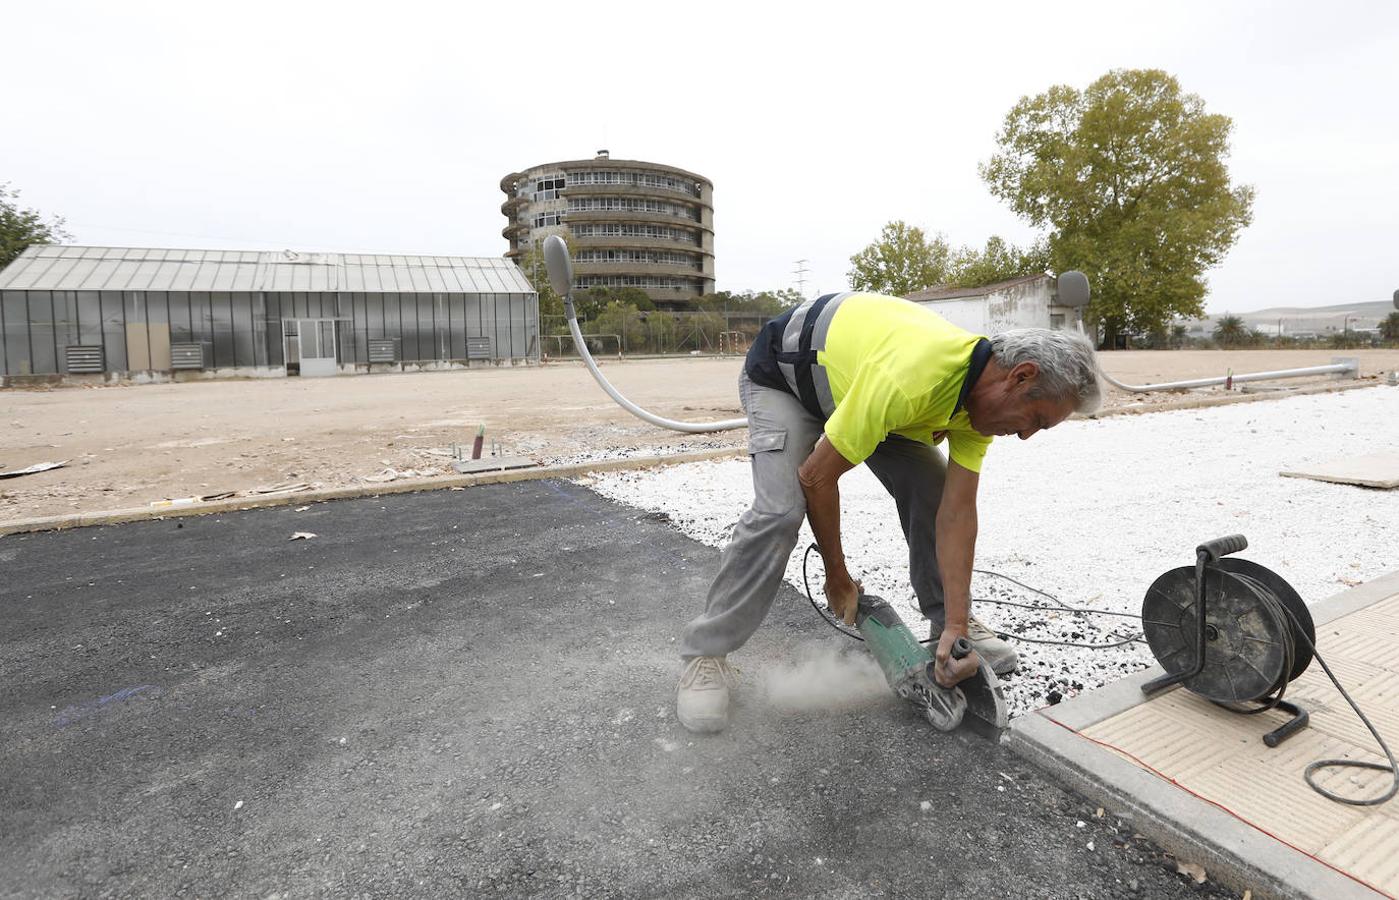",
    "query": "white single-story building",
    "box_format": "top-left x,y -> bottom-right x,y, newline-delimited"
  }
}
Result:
905,273 -> 1085,335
